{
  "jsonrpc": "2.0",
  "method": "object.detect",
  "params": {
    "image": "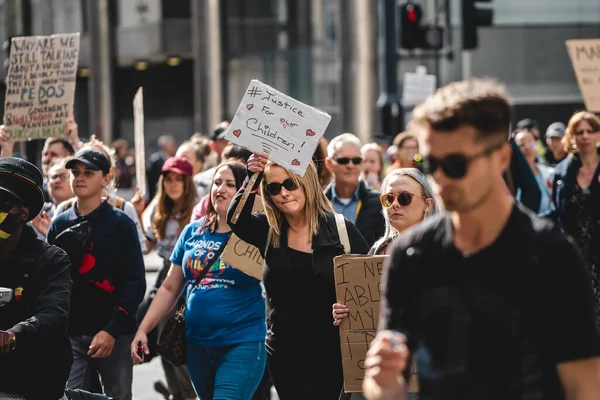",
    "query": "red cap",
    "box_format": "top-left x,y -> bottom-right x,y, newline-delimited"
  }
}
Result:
161,156 -> 193,176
